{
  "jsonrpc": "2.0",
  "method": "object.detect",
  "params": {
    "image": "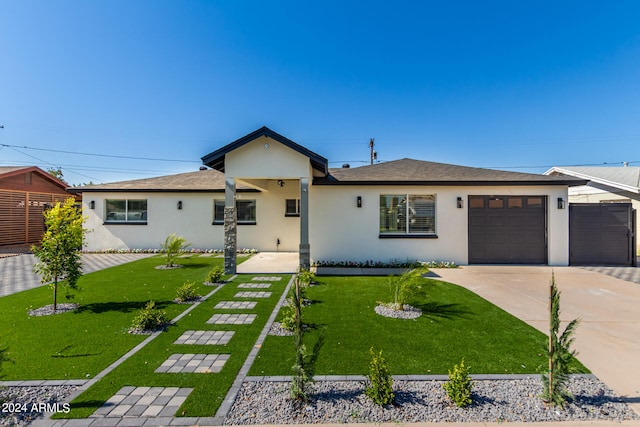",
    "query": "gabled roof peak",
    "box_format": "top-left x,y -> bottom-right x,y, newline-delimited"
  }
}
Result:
201,126 -> 329,175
